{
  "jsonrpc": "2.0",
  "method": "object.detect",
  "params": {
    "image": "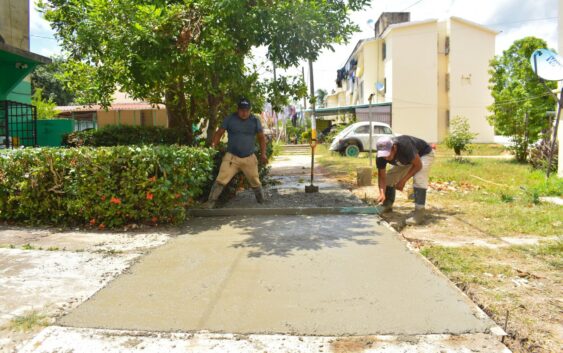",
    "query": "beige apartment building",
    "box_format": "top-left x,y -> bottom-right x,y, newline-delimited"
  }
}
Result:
326,13 -> 497,143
